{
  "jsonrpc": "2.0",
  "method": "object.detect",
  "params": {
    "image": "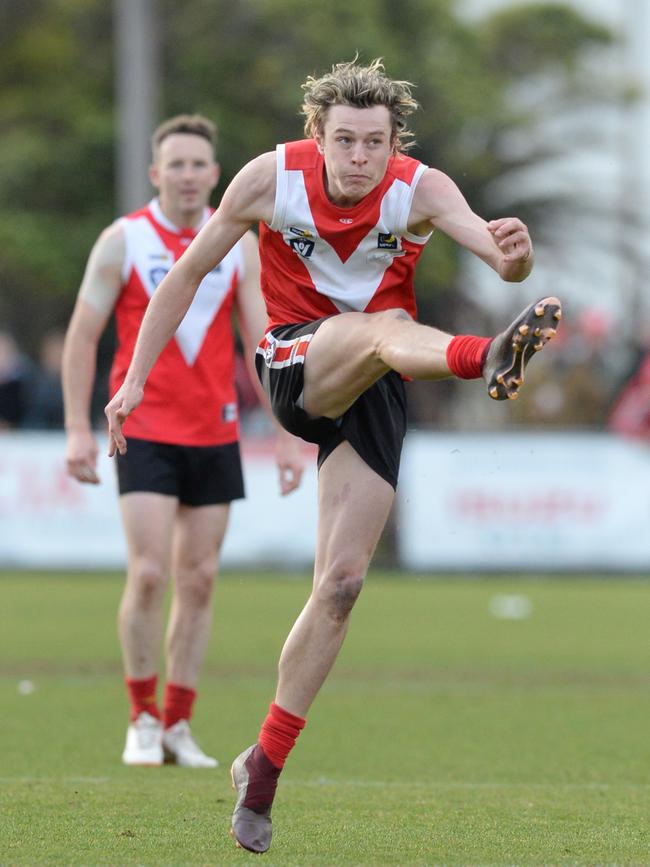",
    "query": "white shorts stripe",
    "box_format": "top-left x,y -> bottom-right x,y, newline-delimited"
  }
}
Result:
257,331 -> 314,369
256,346 -> 309,369
263,332 -> 314,349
